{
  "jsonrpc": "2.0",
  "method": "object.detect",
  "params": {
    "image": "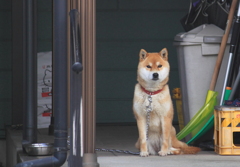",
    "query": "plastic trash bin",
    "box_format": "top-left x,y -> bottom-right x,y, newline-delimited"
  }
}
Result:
174,24 -> 230,124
